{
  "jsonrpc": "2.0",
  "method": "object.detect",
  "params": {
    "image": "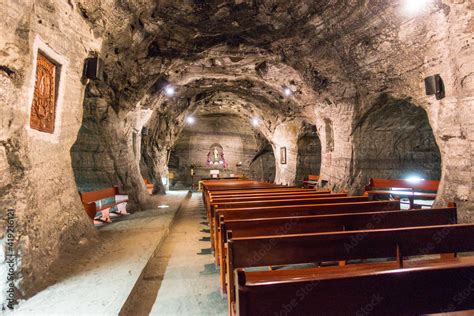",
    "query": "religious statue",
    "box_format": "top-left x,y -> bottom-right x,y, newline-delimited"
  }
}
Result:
207,144 -> 228,168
